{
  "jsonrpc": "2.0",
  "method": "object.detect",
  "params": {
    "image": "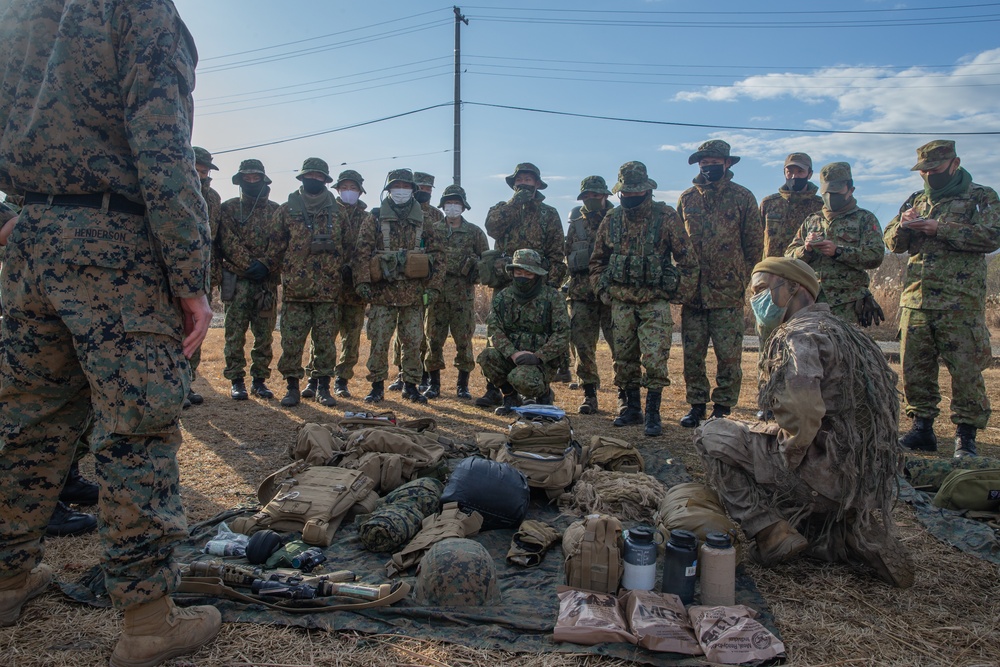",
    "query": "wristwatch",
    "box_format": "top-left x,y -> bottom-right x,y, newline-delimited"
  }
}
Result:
833,246 -> 844,259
